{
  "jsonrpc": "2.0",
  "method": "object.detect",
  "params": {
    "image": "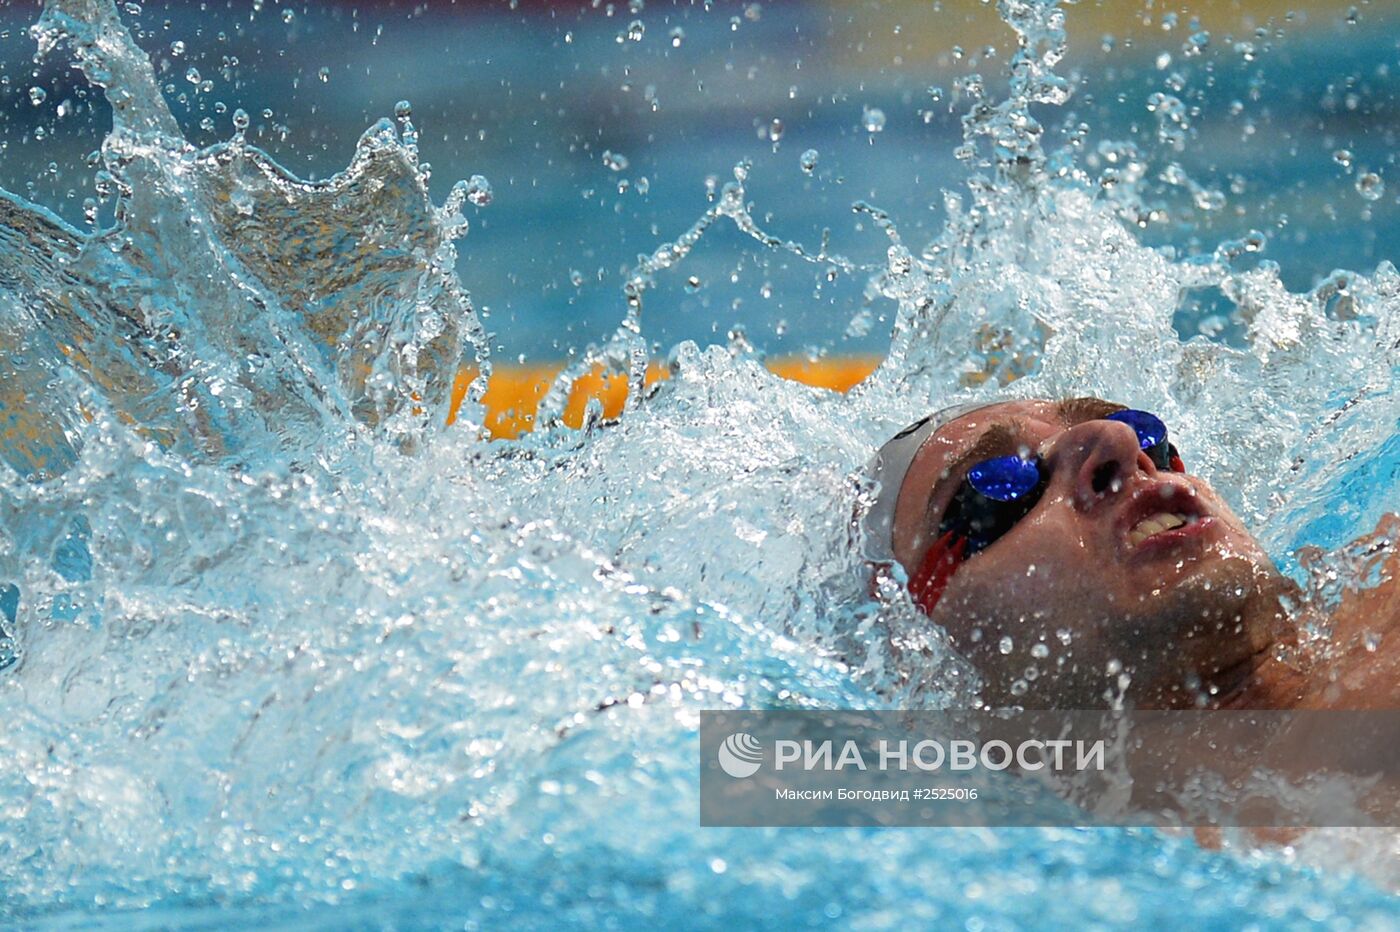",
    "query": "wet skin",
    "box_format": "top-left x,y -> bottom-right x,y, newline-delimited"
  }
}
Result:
890,398 -> 1399,709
